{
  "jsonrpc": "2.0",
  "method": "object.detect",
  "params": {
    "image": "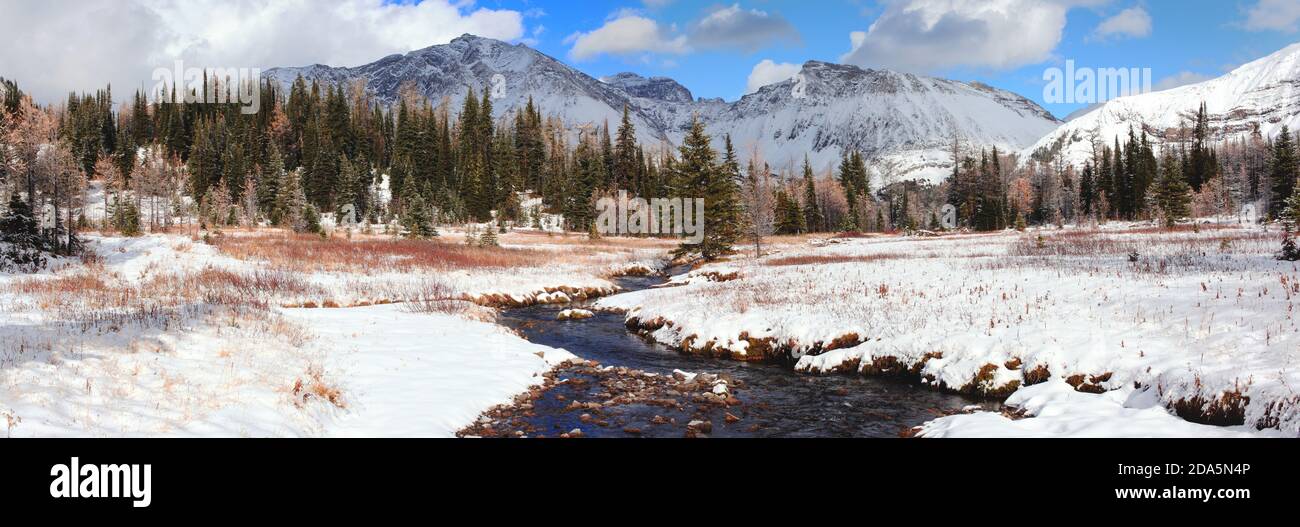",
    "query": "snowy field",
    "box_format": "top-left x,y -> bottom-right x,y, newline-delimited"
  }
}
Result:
597,223 -> 1300,437
0,229 -> 664,437
4,222 -> 1298,438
